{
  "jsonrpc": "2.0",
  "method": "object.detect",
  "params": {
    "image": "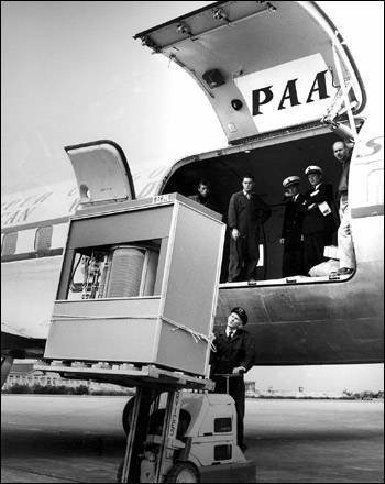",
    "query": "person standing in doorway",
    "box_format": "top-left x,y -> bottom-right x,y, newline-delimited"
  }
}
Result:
280,176 -> 306,277
301,166 -> 338,274
332,140 -> 355,275
189,178 -> 218,213
228,174 -> 271,282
